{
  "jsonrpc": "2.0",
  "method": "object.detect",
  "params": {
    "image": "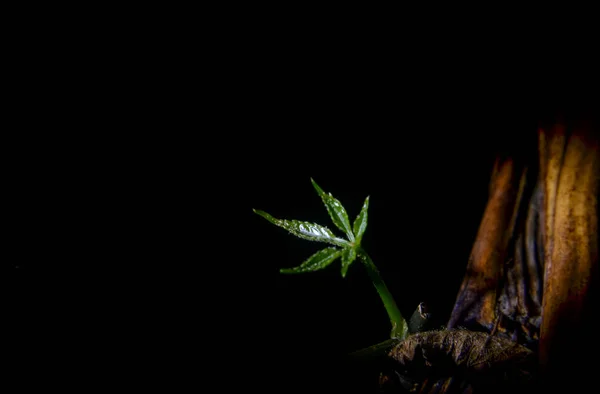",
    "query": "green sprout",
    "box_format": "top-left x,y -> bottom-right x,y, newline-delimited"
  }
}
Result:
253,178 -> 408,340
